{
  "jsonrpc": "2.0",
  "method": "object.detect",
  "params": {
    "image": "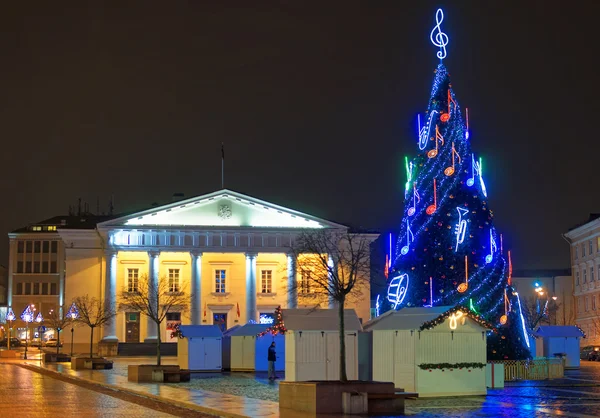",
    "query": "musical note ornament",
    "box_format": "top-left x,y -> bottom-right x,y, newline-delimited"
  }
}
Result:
449,311 -> 464,330
430,8 -> 449,61
457,255 -> 468,293
426,179 -> 437,215
444,142 -> 461,176
407,182 -> 420,216
400,219 -> 414,255
419,110 -> 438,151
485,229 -> 497,264
427,125 -> 444,158
424,277 -> 434,308
466,153 -> 477,186
440,89 -> 457,123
